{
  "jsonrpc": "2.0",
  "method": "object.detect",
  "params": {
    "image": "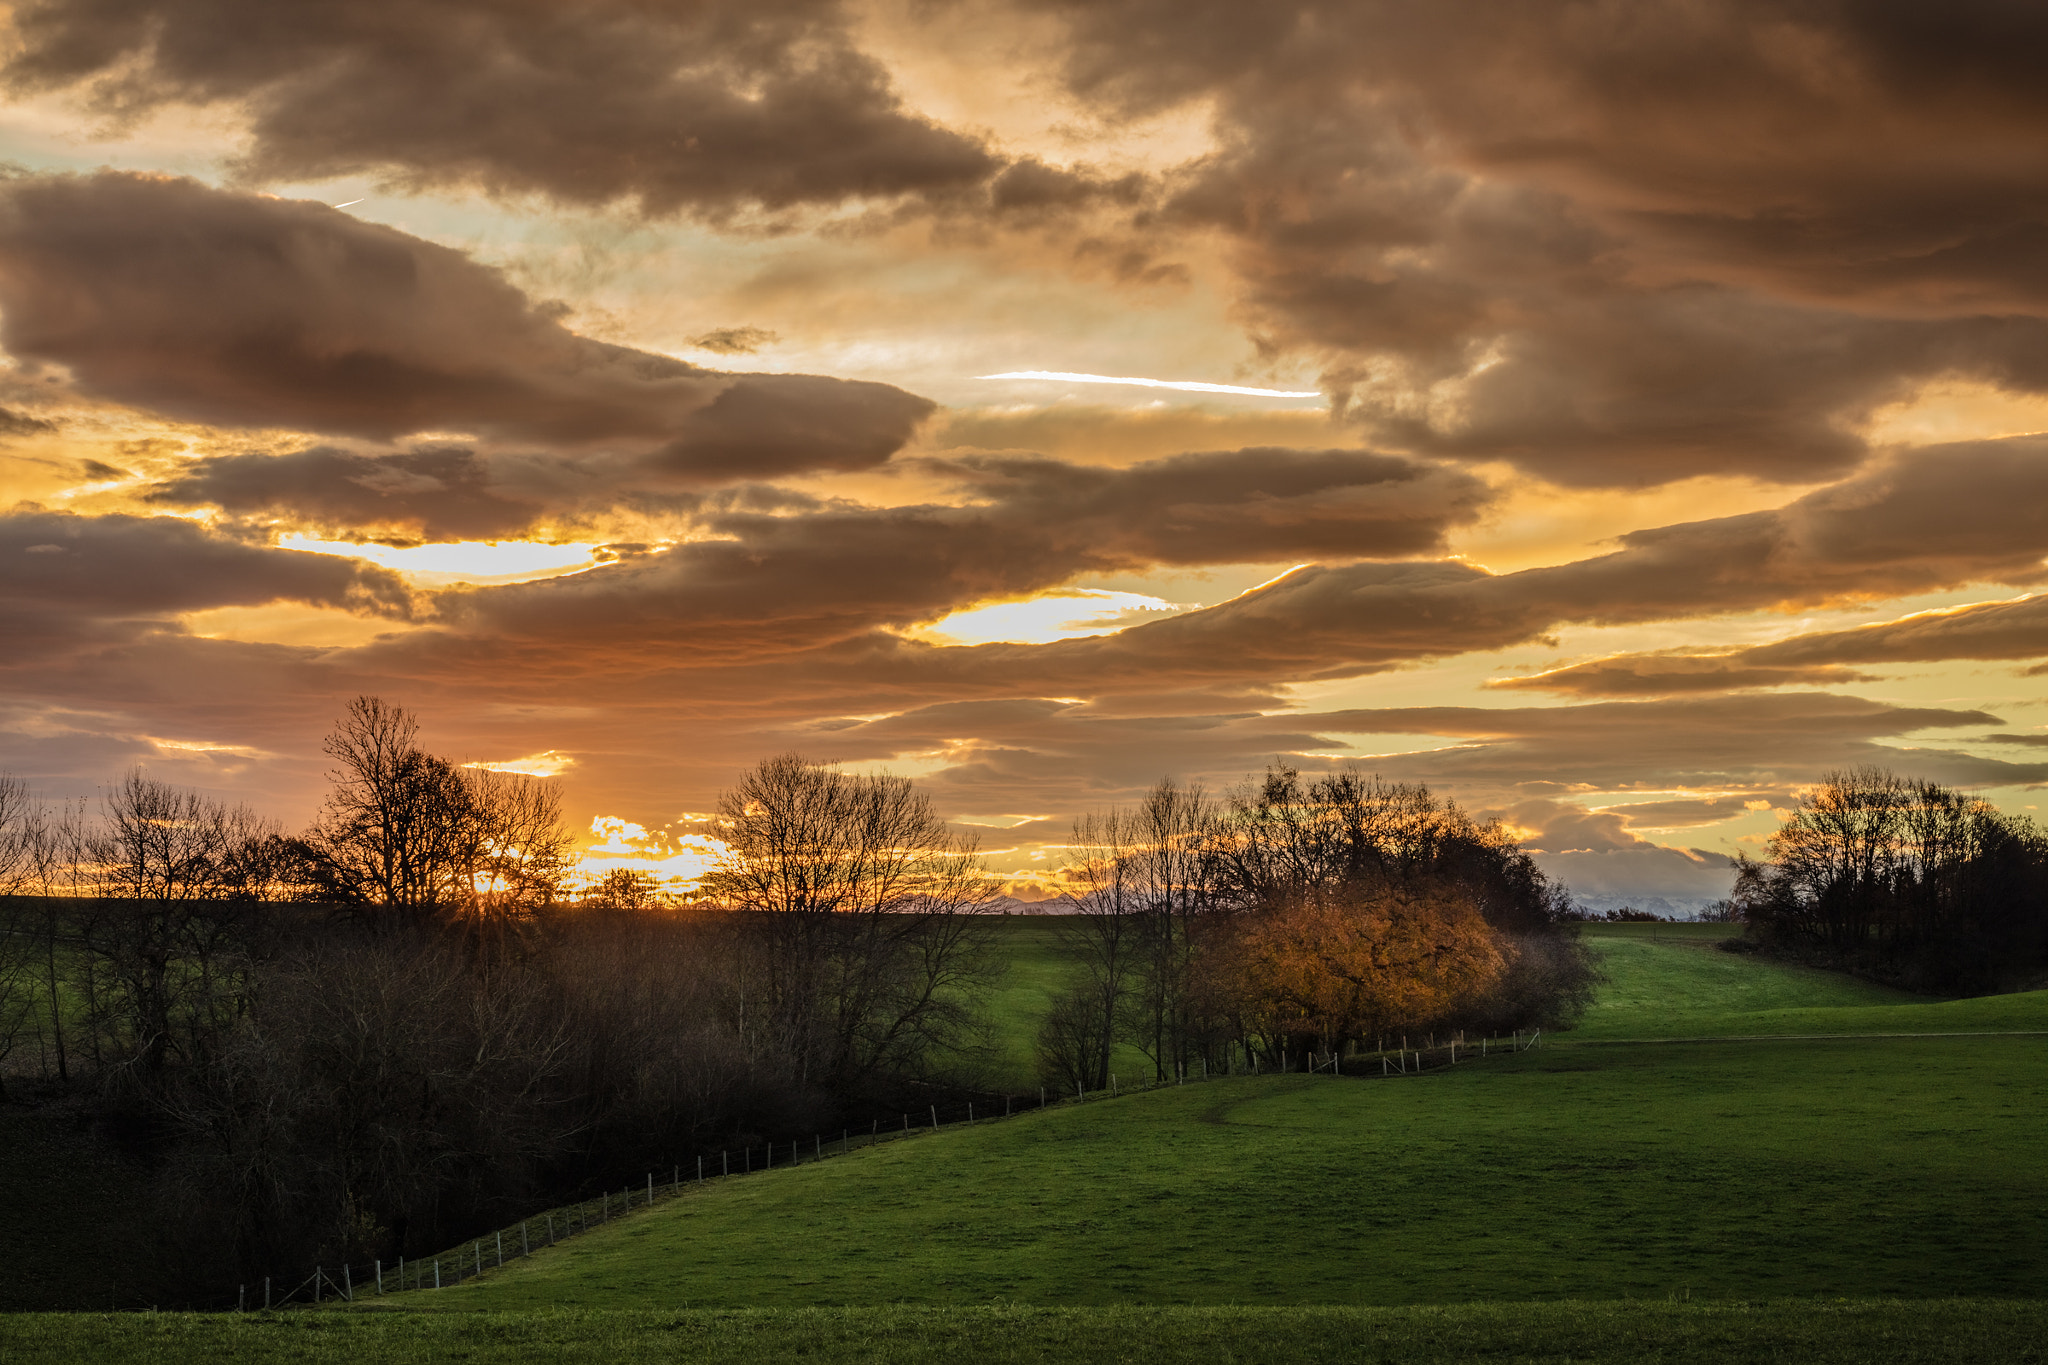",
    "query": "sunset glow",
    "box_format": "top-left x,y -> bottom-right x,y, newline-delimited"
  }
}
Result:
0,3 -> 2044,918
